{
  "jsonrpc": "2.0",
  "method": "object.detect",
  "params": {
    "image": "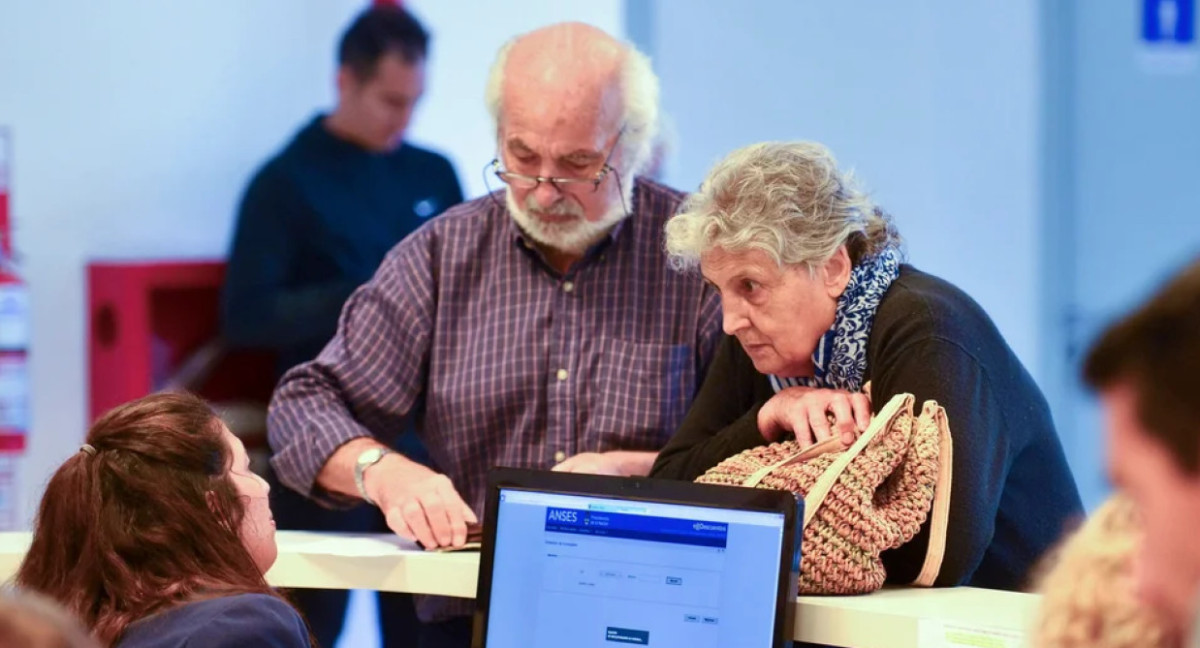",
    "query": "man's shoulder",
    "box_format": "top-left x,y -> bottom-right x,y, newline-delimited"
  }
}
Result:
621,177 -> 687,249
243,121 -> 320,188
633,176 -> 687,214
391,194 -> 506,256
270,116 -> 325,160
424,193 -> 503,228
370,194 -> 508,294
397,142 -> 456,171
